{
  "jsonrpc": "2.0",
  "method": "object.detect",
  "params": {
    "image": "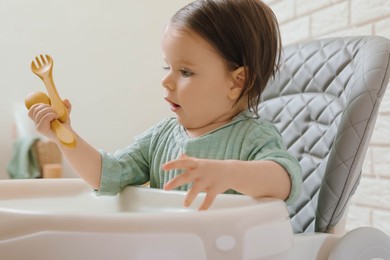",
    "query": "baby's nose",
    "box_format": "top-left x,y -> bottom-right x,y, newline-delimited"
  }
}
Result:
162,74 -> 175,90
